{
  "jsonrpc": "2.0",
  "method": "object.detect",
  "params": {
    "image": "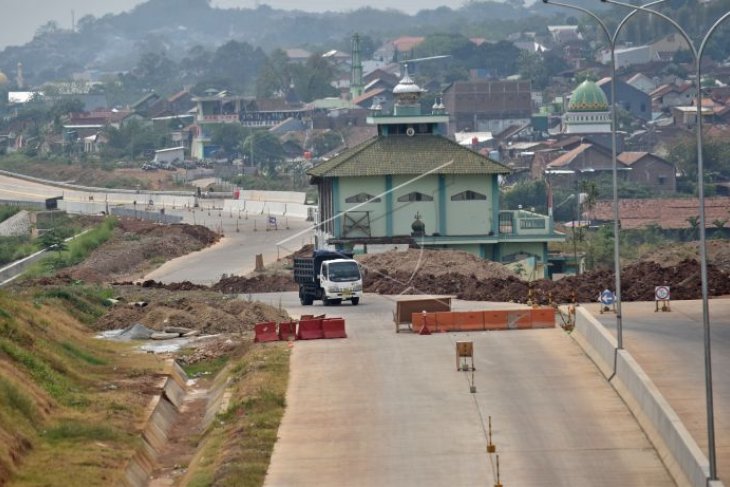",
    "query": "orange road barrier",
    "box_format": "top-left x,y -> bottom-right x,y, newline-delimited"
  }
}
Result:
254,321 -> 279,342
278,321 -> 297,341
321,318 -> 347,339
297,318 -> 324,340
410,308 -> 556,333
